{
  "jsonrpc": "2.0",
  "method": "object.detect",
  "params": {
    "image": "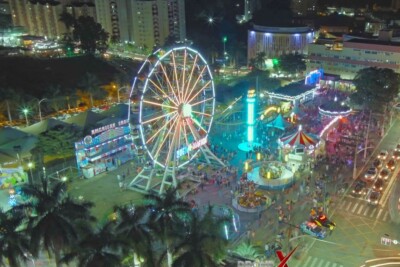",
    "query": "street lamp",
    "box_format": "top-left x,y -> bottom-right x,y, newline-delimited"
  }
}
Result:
38,98 -> 48,121
22,108 -> 29,126
117,86 -> 129,103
